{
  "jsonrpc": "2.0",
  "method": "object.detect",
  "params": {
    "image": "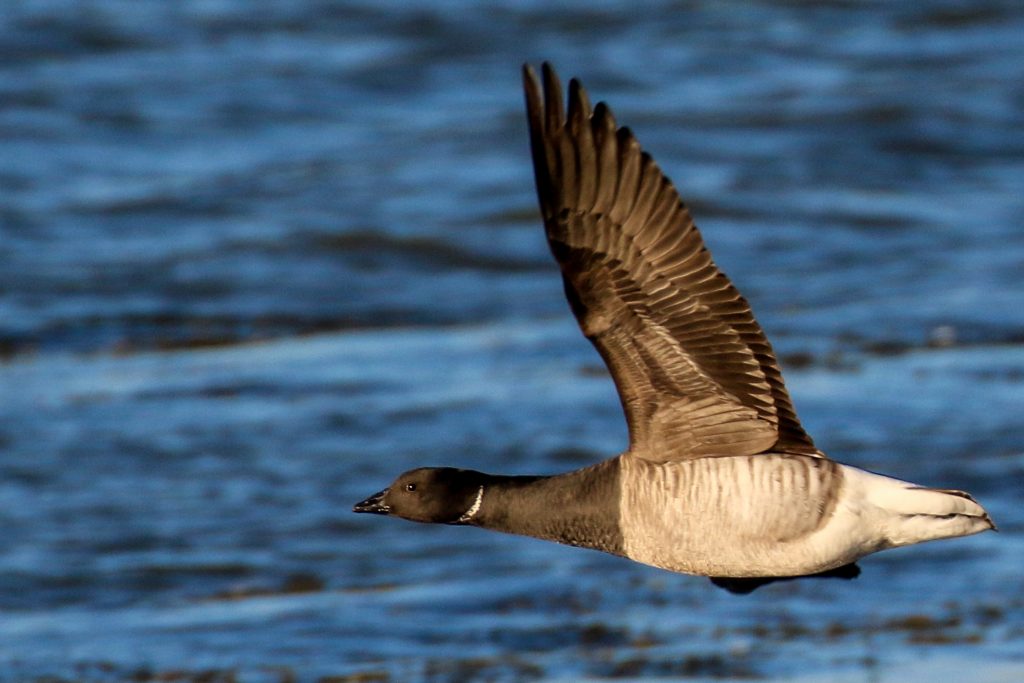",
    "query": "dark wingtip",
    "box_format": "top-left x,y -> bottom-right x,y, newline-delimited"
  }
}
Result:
522,63 -> 541,114
540,62 -> 564,130
541,60 -> 556,81
567,77 -> 592,126
522,62 -> 538,85
592,100 -> 617,140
